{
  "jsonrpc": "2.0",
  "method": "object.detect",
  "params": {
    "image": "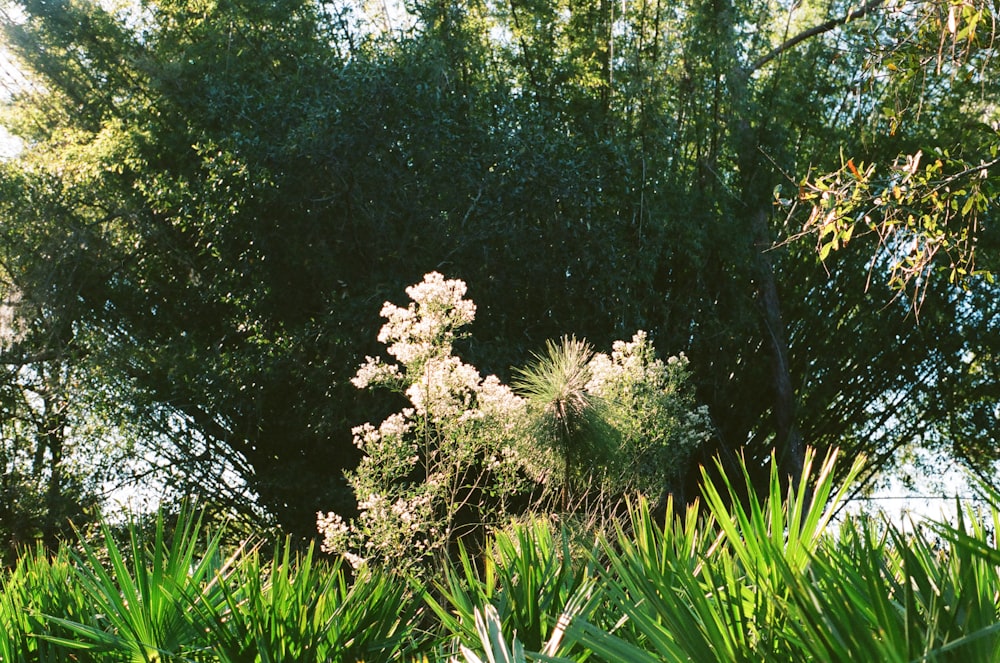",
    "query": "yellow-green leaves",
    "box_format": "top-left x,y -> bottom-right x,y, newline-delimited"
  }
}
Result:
798,148 -> 998,305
